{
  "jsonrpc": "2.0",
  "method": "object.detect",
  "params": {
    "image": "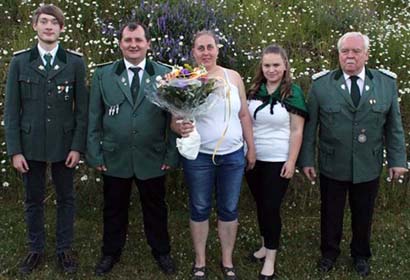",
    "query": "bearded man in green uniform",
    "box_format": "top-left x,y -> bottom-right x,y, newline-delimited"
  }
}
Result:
4,4 -> 88,275
299,32 -> 408,277
86,22 -> 178,276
